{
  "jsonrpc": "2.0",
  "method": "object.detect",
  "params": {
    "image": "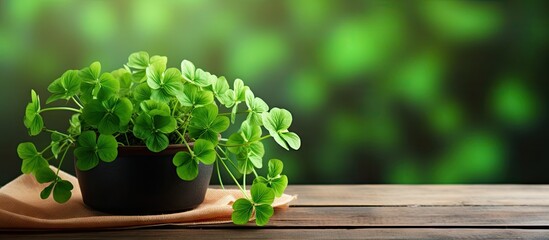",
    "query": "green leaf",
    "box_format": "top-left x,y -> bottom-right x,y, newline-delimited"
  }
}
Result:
188,104 -> 229,143
270,175 -> 288,197
96,134 -> 118,162
173,151 -> 199,181
177,84 -> 214,107
111,68 -> 133,97
251,182 -> 275,205
53,180 -> 73,204
146,61 -> 166,89
133,82 -> 152,103
150,55 -> 167,66
133,113 -> 174,152
231,198 -> 254,225
127,51 -> 150,70
154,115 -> 177,133
147,63 -> 183,102
263,108 -> 292,133
47,70 -> 81,104
181,59 -> 213,87
40,183 -> 54,200
254,204 -> 274,226
35,167 -> 56,183
268,159 -> 284,178
24,90 -> 44,136
254,160 -> 288,197
233,79 -> 247,102
145,132 -> 169,153
245,89 -> 269,126
212,76 -> 230,101
227,121 -> 262,154
68,114 -> 81,135
74,131 -> 118,171
281,132 -> 301,150
193,139 -> 216,165
17,142 -> 48,174
220,89 -> 237,108
140,100 -> 170,116
236,142 -> 264,174
192,68 -> 214,87
80,62 -> 120,102
82,97 -> 133,135
254,176 -> 269,185
262,108 -> 301,151
181,60 -> 196,83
